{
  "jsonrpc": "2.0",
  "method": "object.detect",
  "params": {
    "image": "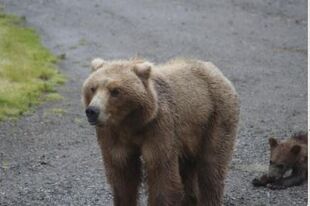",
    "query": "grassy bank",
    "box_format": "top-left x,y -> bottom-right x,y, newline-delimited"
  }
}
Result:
0,11 -> 65,120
